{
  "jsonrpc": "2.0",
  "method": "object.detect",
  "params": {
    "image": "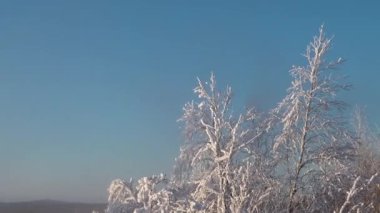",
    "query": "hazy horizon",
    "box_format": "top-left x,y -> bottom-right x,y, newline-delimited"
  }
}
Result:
1,0 -> 380,203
